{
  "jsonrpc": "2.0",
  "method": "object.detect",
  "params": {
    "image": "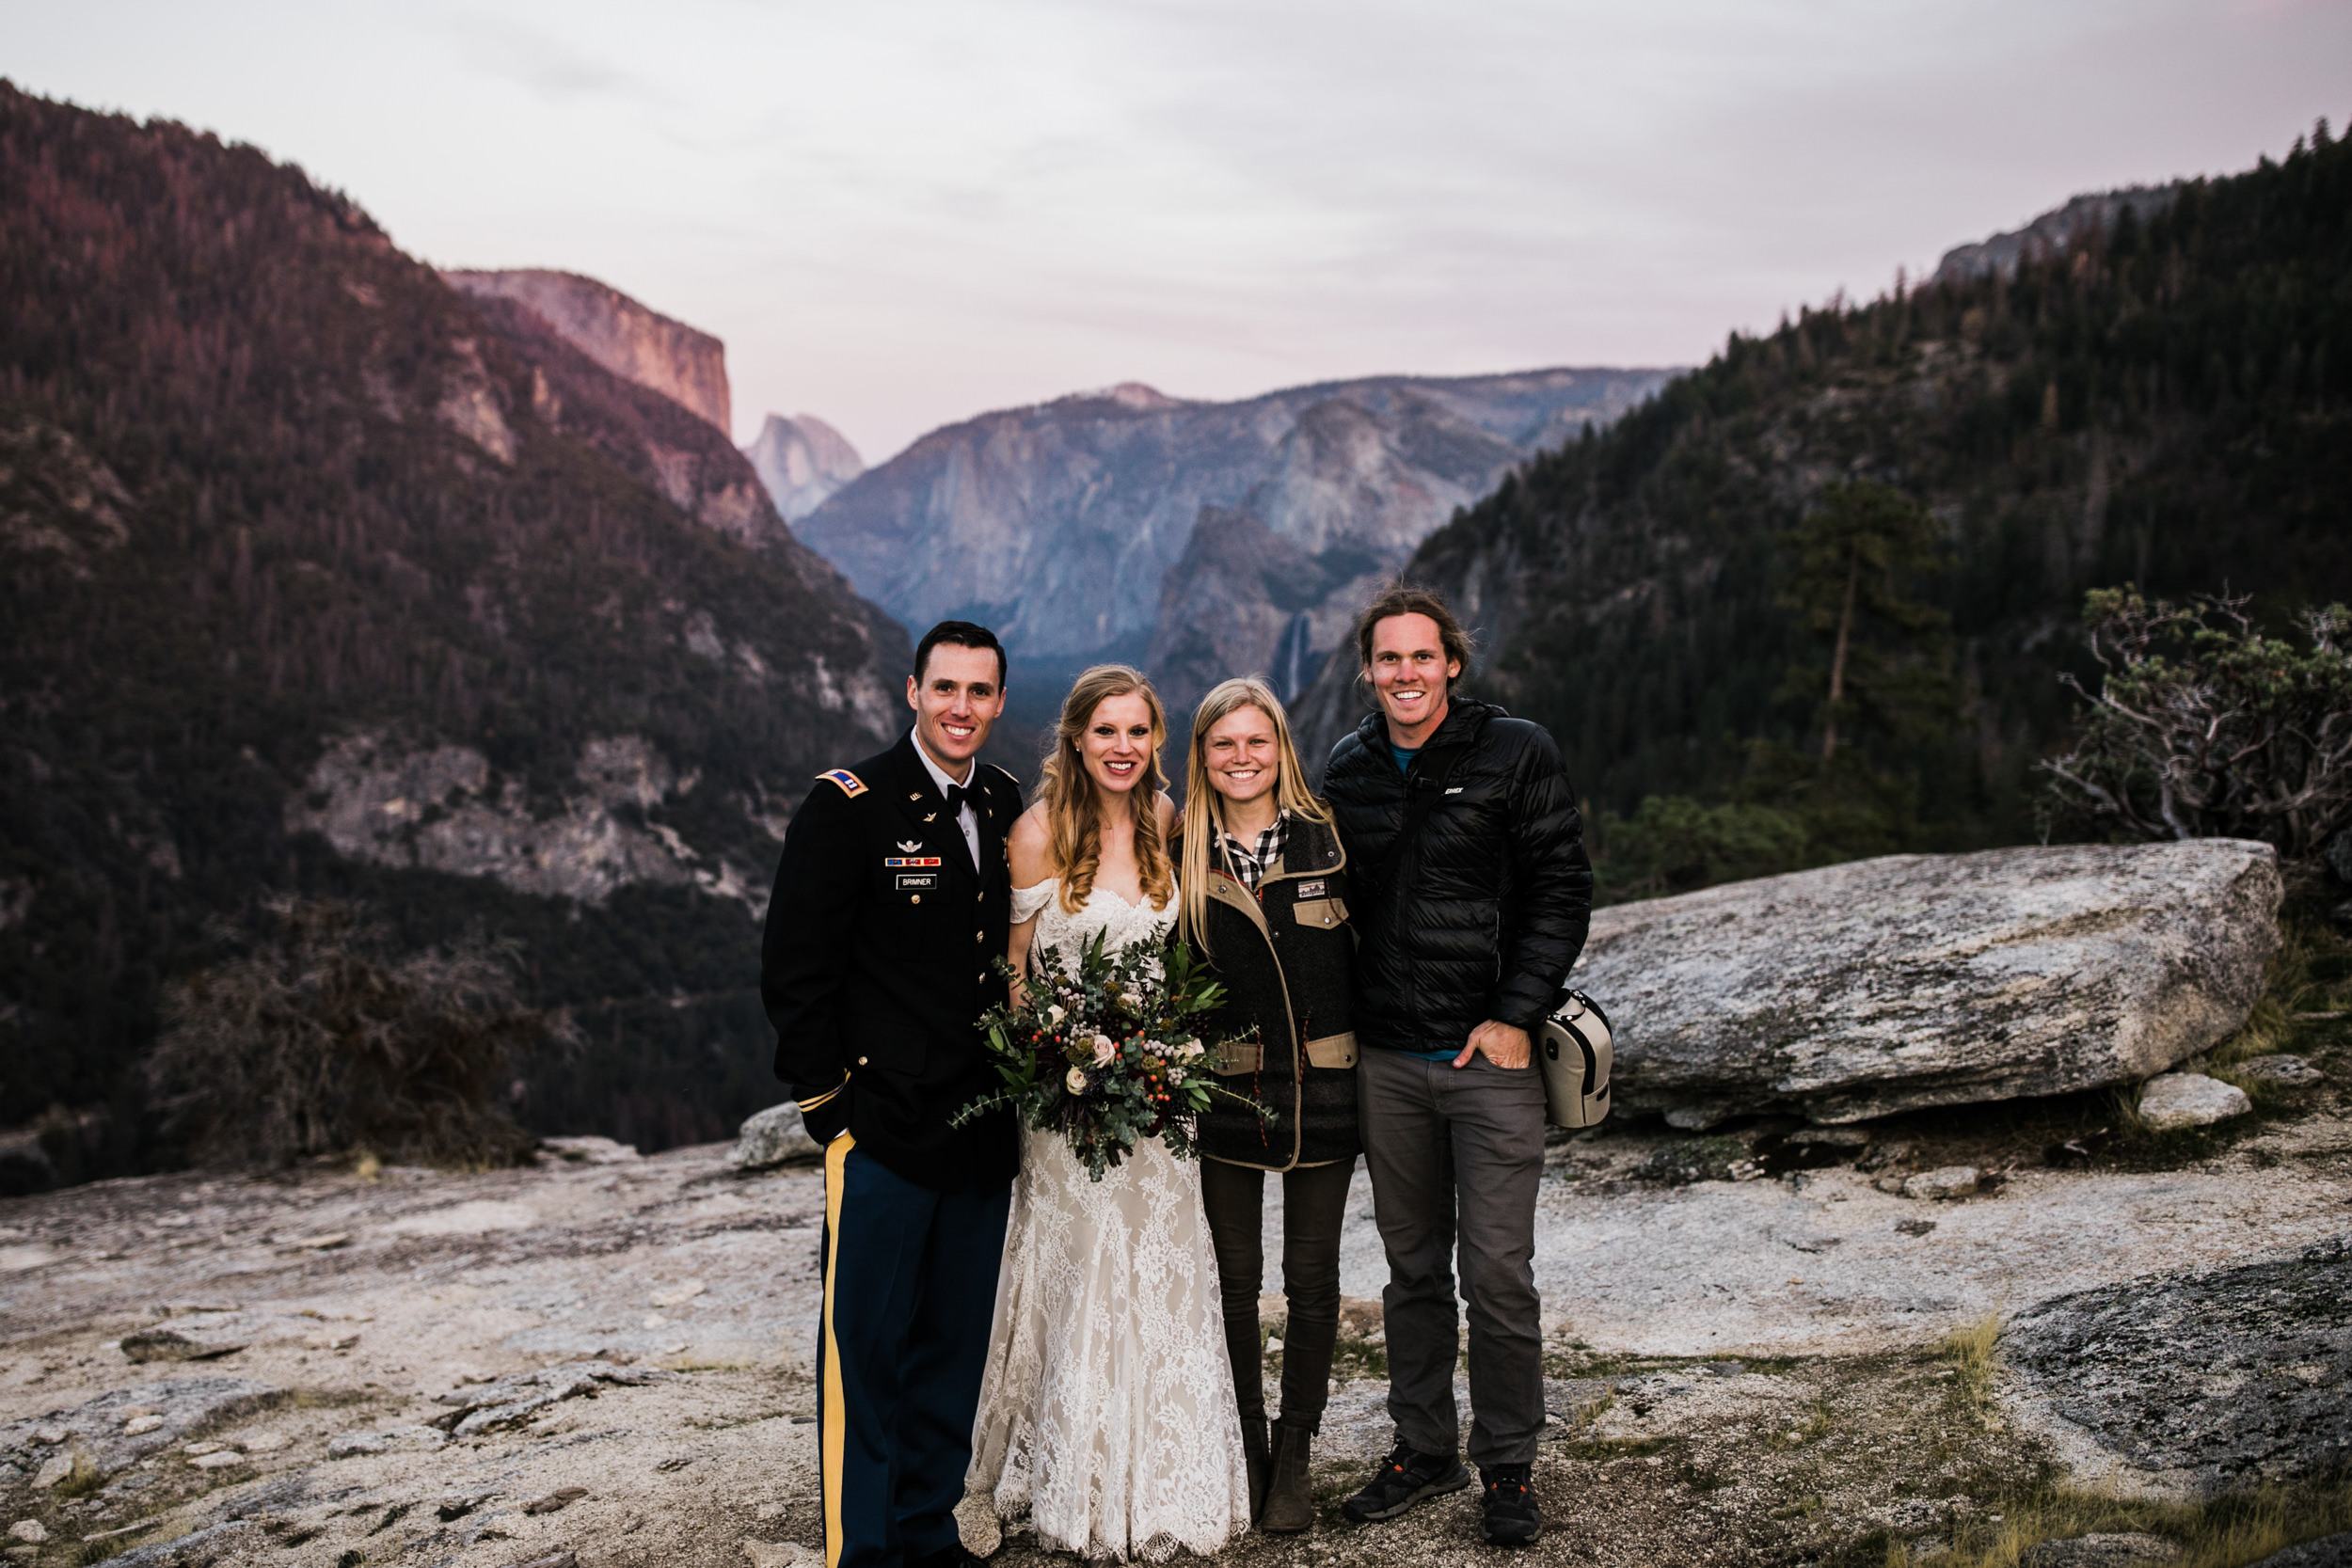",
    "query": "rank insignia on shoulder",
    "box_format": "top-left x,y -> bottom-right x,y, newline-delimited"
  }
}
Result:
817,768 -> 867,797
884,856 -> 944,867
